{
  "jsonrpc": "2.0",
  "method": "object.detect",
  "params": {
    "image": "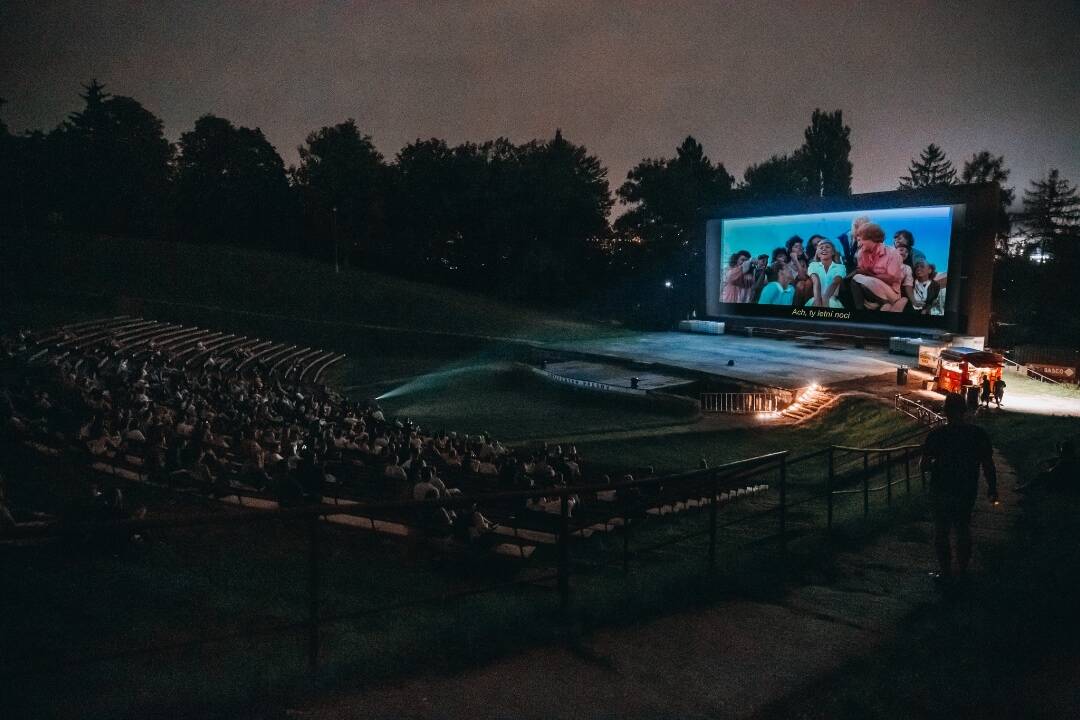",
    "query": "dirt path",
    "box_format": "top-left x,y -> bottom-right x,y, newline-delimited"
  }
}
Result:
287,457 -> 1018,720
